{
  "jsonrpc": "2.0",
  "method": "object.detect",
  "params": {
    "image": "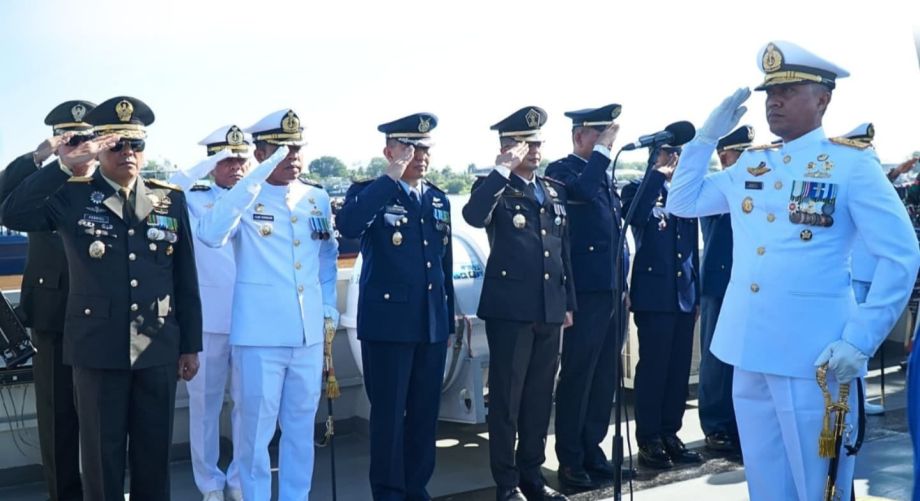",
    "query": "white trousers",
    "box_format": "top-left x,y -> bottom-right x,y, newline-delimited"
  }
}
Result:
186,331 -> 242,494
733,367 -> 857,501
232,344 -> 323,501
